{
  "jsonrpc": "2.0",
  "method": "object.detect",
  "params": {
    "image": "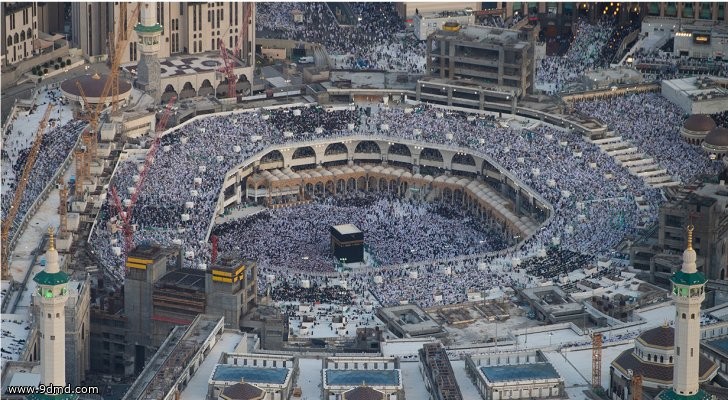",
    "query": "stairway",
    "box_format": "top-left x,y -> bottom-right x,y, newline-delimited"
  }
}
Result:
590,134 -> 679,188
